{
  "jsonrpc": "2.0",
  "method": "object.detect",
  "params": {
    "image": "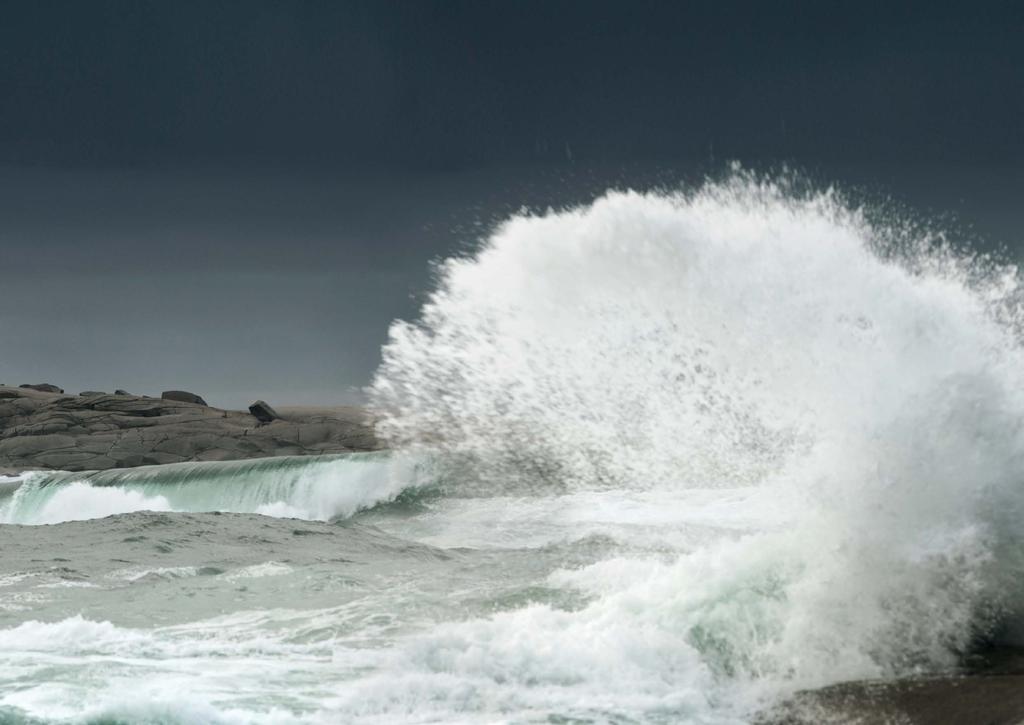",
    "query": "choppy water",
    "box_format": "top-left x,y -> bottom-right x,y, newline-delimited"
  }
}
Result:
0,457 -> 764,723
4,171 -> 1024,723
